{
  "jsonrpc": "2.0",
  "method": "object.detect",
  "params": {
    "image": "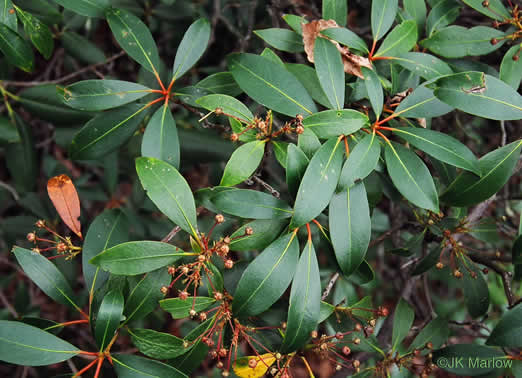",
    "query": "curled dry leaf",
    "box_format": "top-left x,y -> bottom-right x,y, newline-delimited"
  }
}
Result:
47,174 -> 82,238
302,19 -> 372,79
